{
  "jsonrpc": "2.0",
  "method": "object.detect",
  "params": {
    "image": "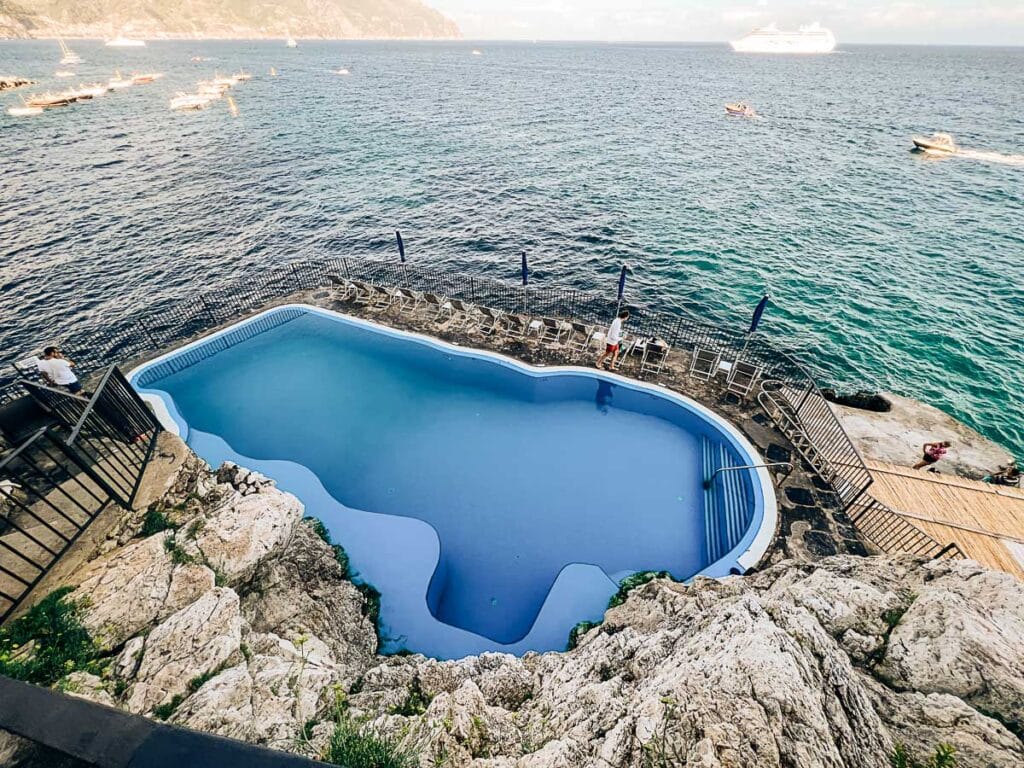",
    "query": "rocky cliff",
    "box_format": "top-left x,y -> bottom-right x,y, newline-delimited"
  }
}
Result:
17,438 -> 1024,767
0,0 -> 460,40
